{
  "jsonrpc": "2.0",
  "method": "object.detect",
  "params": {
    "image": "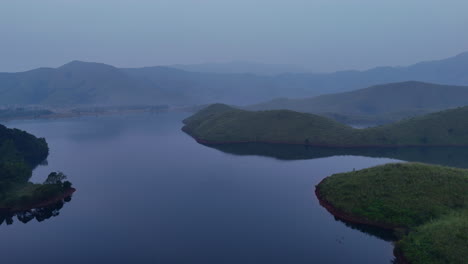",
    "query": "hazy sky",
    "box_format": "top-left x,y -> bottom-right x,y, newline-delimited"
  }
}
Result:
1,0 -> 468,72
